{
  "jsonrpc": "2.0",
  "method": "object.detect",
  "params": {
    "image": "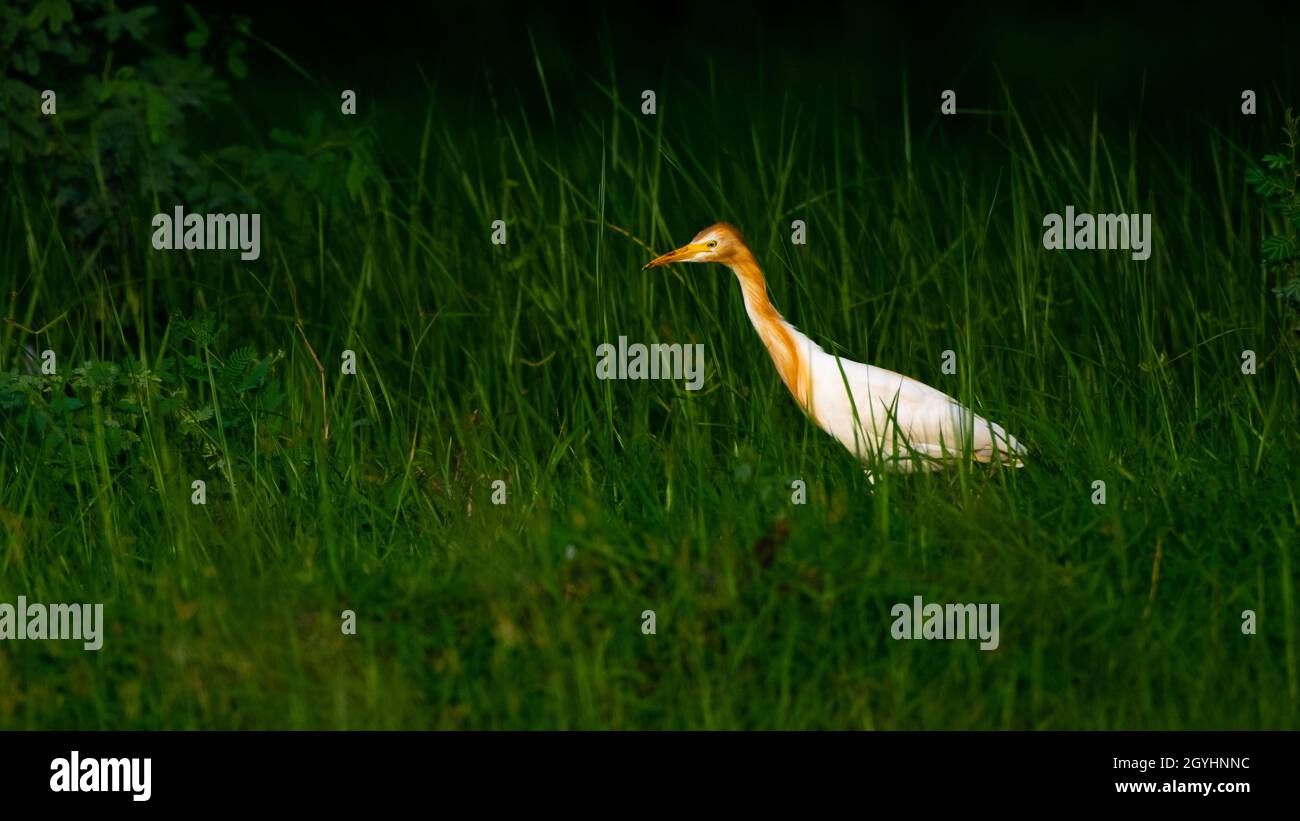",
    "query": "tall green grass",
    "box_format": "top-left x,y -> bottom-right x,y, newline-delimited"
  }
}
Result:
1,54 -> 1297,728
